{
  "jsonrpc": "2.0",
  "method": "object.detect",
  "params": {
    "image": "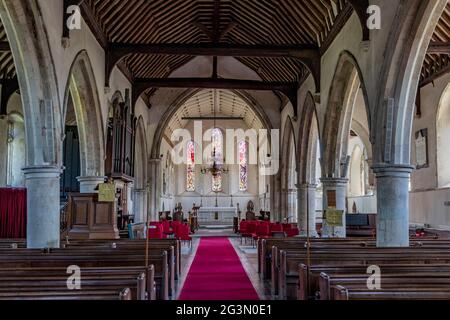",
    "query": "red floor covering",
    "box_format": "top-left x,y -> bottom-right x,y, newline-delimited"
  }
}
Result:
178,237 -> 260,300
